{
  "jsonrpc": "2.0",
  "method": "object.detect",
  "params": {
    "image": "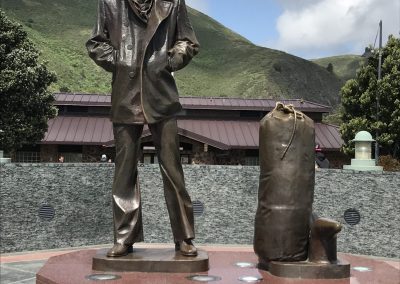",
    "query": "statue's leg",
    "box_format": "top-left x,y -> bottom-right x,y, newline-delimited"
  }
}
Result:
149,118 -> 195,242
110,123 -> 144,253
